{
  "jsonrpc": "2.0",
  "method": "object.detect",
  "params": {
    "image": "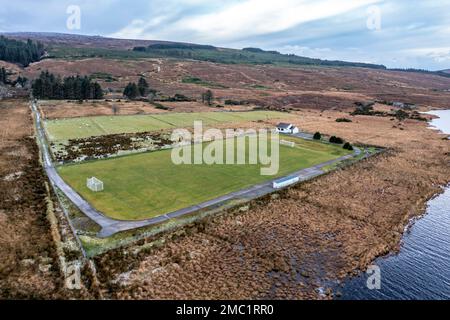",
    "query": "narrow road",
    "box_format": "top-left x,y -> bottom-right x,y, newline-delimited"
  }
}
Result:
32,102 -> 361,238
